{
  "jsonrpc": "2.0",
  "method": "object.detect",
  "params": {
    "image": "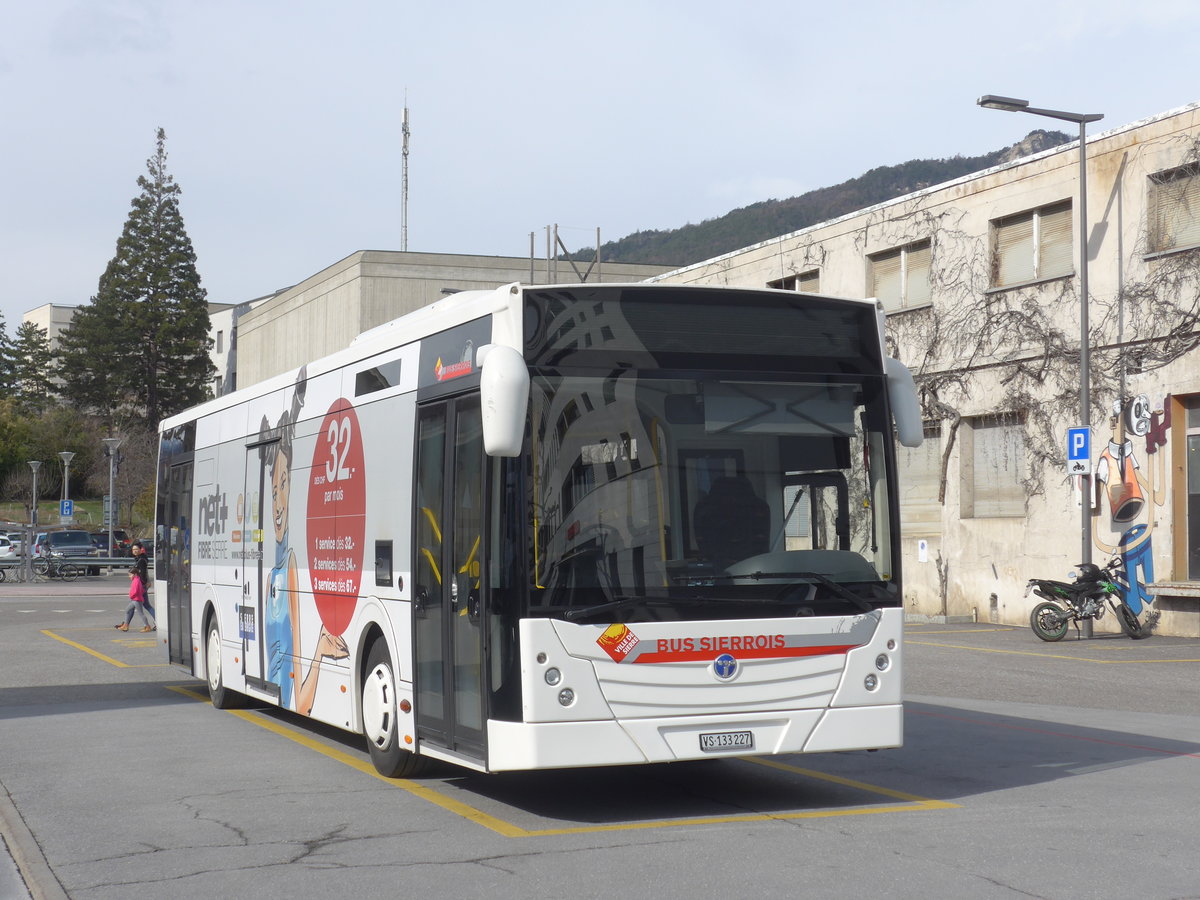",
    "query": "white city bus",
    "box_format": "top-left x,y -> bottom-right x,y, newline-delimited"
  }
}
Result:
156,282 -> 922,775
